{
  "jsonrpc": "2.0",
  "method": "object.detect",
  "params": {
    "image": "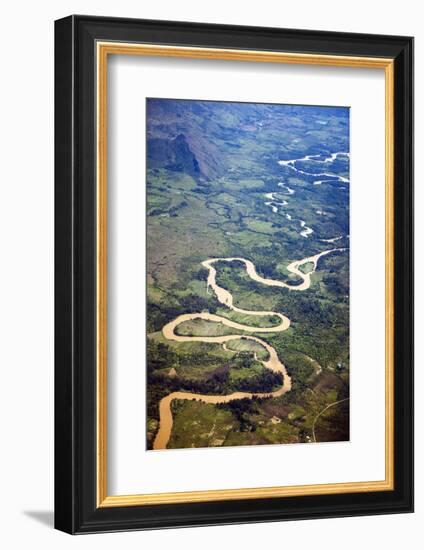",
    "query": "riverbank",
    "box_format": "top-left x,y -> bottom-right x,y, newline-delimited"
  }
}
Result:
153,249 -> 343,450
